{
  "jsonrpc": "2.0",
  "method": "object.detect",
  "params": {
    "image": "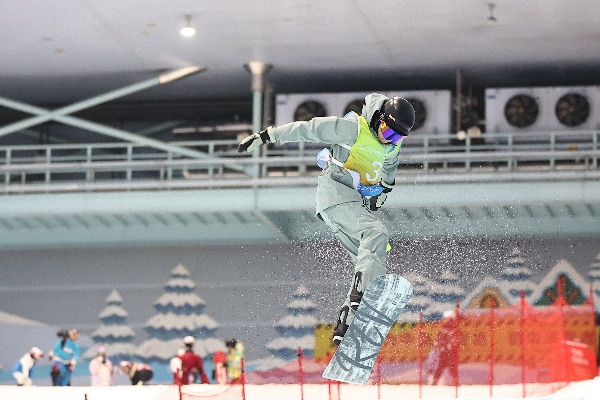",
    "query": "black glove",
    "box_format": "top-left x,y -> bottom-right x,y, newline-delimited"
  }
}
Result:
237,129 -> 275,153
368,181 -> 394,211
